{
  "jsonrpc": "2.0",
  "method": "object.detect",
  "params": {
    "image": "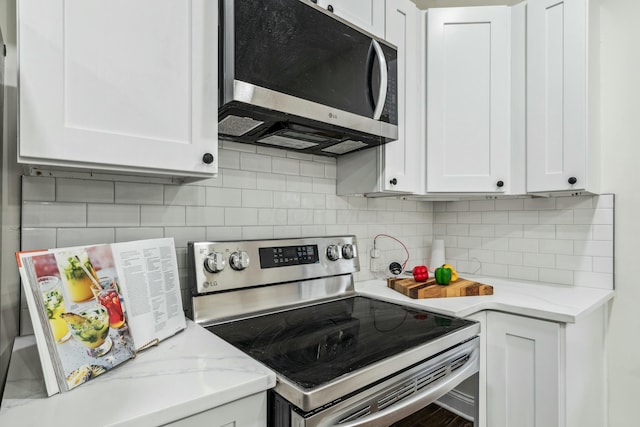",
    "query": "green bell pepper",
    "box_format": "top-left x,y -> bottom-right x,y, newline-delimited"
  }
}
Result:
435,266 -> 452,285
